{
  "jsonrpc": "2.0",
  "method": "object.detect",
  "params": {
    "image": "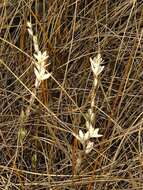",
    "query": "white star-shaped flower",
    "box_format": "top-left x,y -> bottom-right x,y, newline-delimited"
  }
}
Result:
73,127 -> 102,146
73,130 -> 89,145
90,53 -> 104,77
88,127 -> 102,138
34,51 -> 49,65
34,67 -> 51,81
